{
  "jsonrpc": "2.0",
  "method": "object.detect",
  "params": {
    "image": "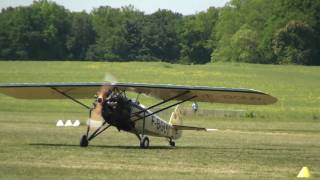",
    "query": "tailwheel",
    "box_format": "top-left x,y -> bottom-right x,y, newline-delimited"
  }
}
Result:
140,136 -> 150,149
80,135 -> 89,147
169,138 -> 175,147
